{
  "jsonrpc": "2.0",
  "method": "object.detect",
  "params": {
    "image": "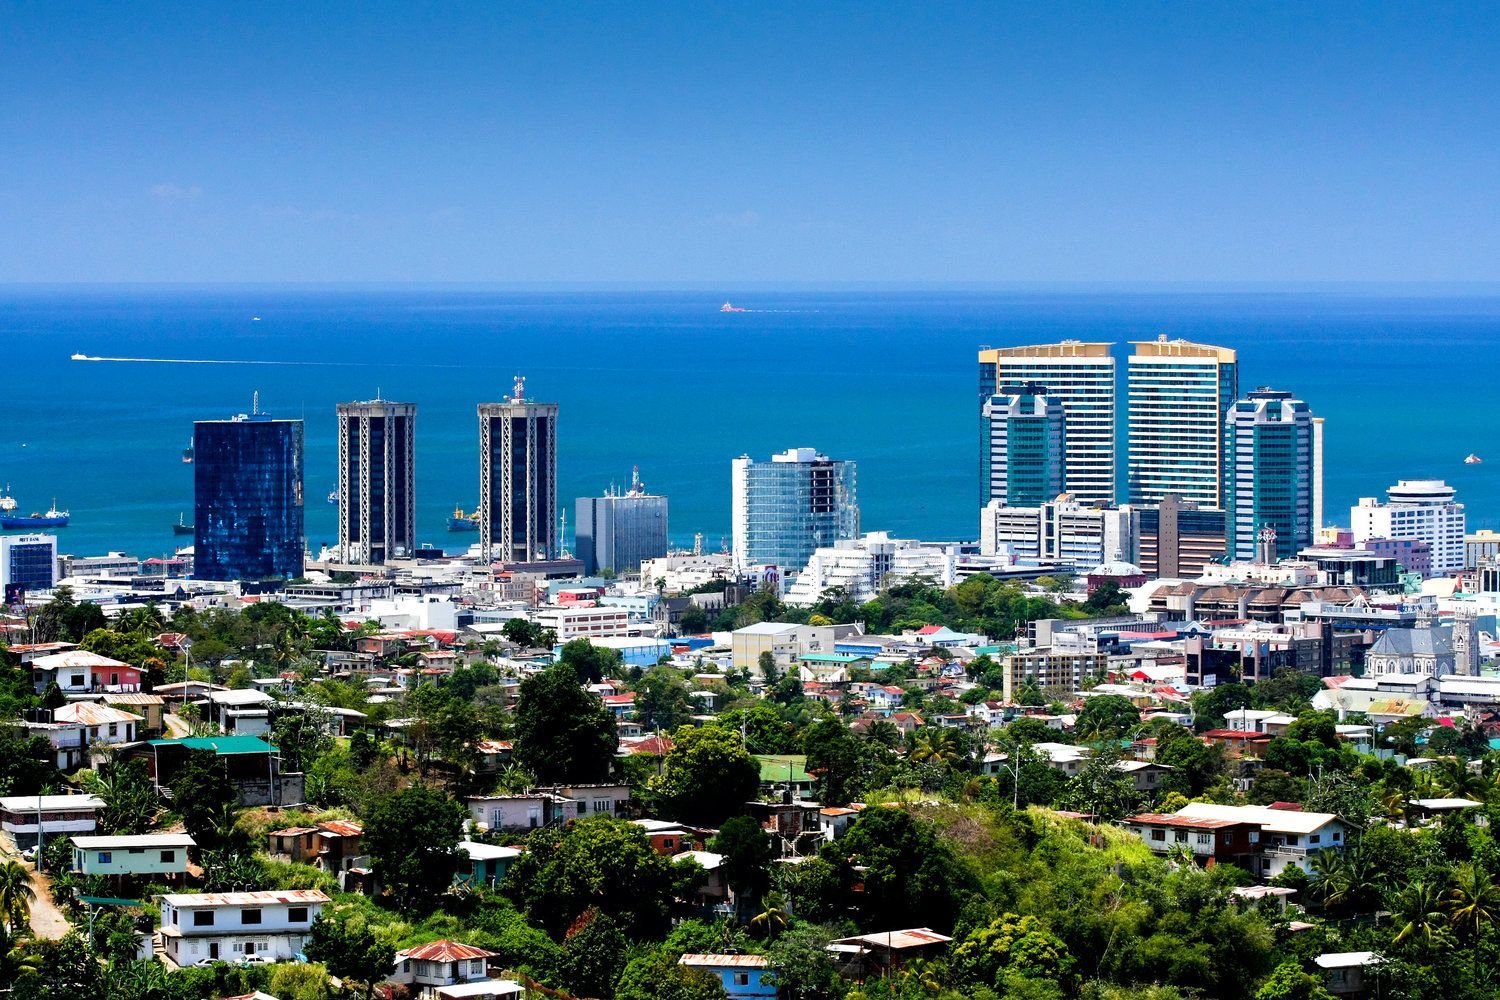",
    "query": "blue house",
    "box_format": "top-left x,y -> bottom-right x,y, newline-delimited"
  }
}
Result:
457,840 -> 522,888
678,954 -> 774,998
